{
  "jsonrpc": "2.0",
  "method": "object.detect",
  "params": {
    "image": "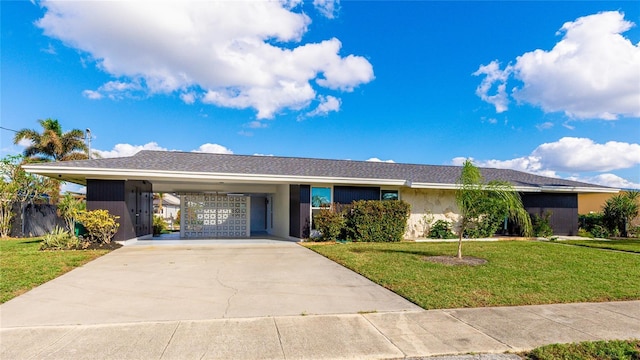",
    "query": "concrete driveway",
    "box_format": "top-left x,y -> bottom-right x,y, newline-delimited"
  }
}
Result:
0,240 -> 420,327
